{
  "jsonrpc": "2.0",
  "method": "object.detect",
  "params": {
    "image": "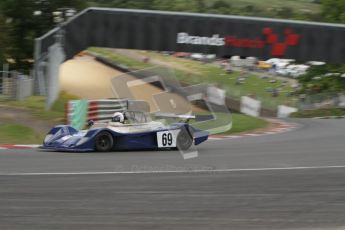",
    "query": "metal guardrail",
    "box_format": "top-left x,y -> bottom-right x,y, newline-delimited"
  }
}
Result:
65,99 -> 127,127
65,99 -> 150,129
0,71 -> 12,98
0,71 -> 34,101
87,99 -> 128,121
